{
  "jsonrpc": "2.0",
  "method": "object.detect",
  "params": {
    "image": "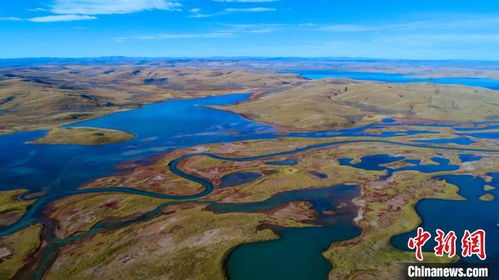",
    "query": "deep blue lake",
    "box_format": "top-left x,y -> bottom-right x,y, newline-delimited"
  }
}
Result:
2,93 -> 479,197
290,70 -> 499,90
219,172 -> 262,188
0,94 -> 277,195
392,174 -> 499,265
339,154 -> 459,178
209,185 -> 361,280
